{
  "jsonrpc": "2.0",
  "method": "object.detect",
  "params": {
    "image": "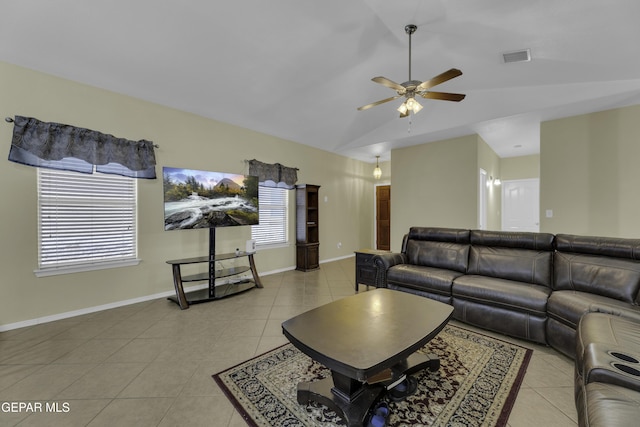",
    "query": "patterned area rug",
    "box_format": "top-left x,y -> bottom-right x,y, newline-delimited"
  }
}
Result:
213,325 -> 532,426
